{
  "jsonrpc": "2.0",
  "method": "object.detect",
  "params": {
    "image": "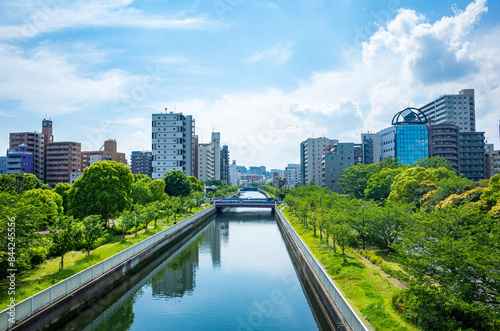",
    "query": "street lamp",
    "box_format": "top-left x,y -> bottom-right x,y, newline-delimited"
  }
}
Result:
361,205 -> 366,251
